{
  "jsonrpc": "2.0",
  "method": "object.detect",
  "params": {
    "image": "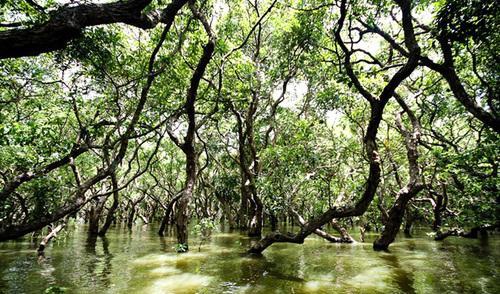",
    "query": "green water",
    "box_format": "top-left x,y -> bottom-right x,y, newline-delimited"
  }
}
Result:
0,225 -> 499,294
